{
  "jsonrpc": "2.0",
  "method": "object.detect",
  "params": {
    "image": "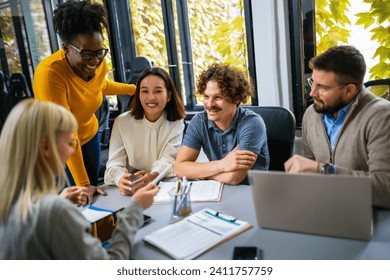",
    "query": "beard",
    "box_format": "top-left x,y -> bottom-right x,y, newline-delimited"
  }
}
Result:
312,98 -> 348,115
